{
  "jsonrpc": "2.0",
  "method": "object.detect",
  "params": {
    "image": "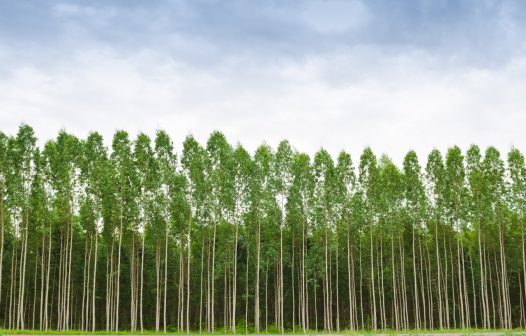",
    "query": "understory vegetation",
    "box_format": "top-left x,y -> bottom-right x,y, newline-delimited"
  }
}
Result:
2,125 -> 526,332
